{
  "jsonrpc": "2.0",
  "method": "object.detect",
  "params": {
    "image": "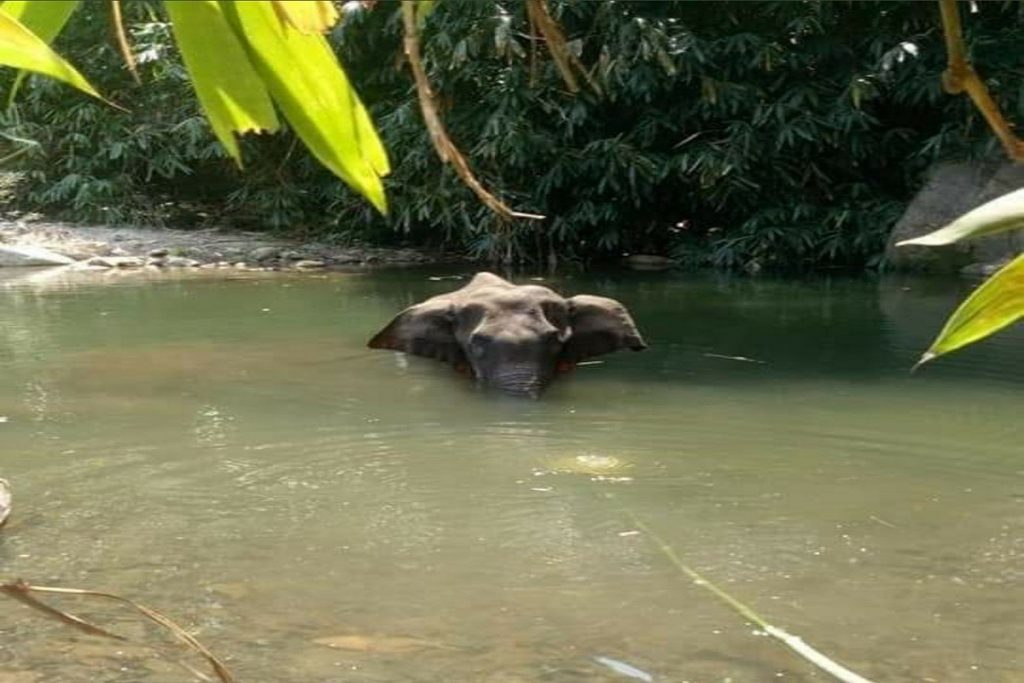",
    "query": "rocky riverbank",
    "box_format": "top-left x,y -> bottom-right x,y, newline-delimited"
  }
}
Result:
0,215 -> 460,272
